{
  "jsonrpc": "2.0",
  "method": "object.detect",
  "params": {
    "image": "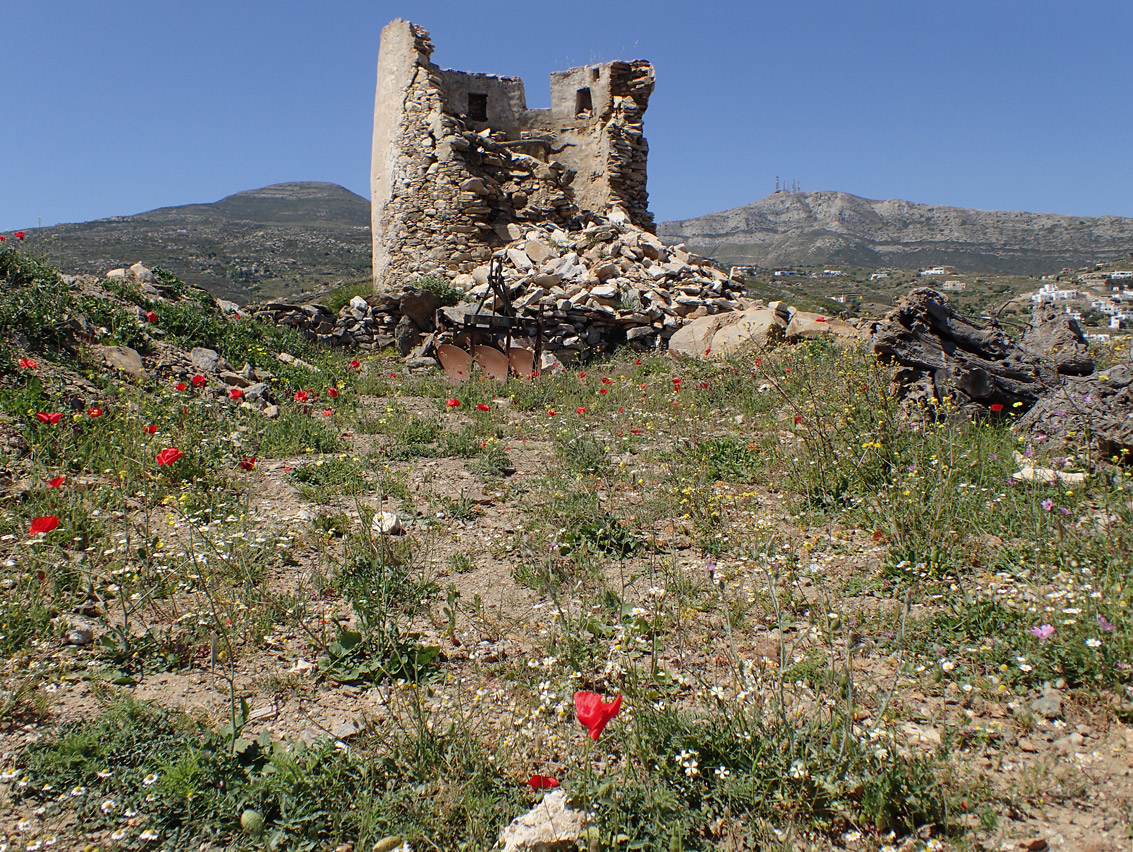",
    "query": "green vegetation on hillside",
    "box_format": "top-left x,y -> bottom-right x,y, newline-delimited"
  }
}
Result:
1,250 -> 1130,851
18,183 -> 373,305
